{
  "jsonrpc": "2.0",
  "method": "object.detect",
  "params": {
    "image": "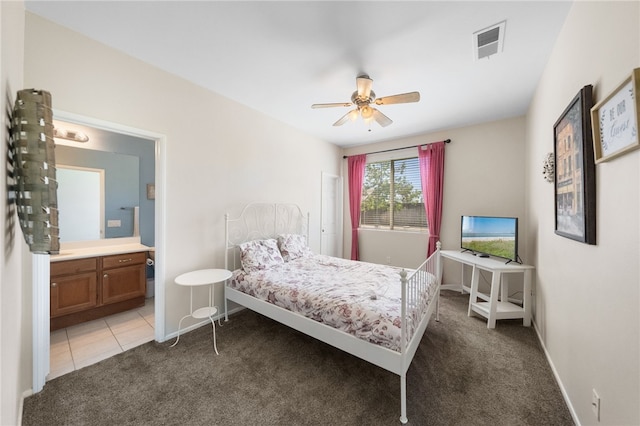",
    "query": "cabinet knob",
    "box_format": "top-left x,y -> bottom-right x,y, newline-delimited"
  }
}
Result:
51,282 -> 57,288
103,274 -> 108,279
